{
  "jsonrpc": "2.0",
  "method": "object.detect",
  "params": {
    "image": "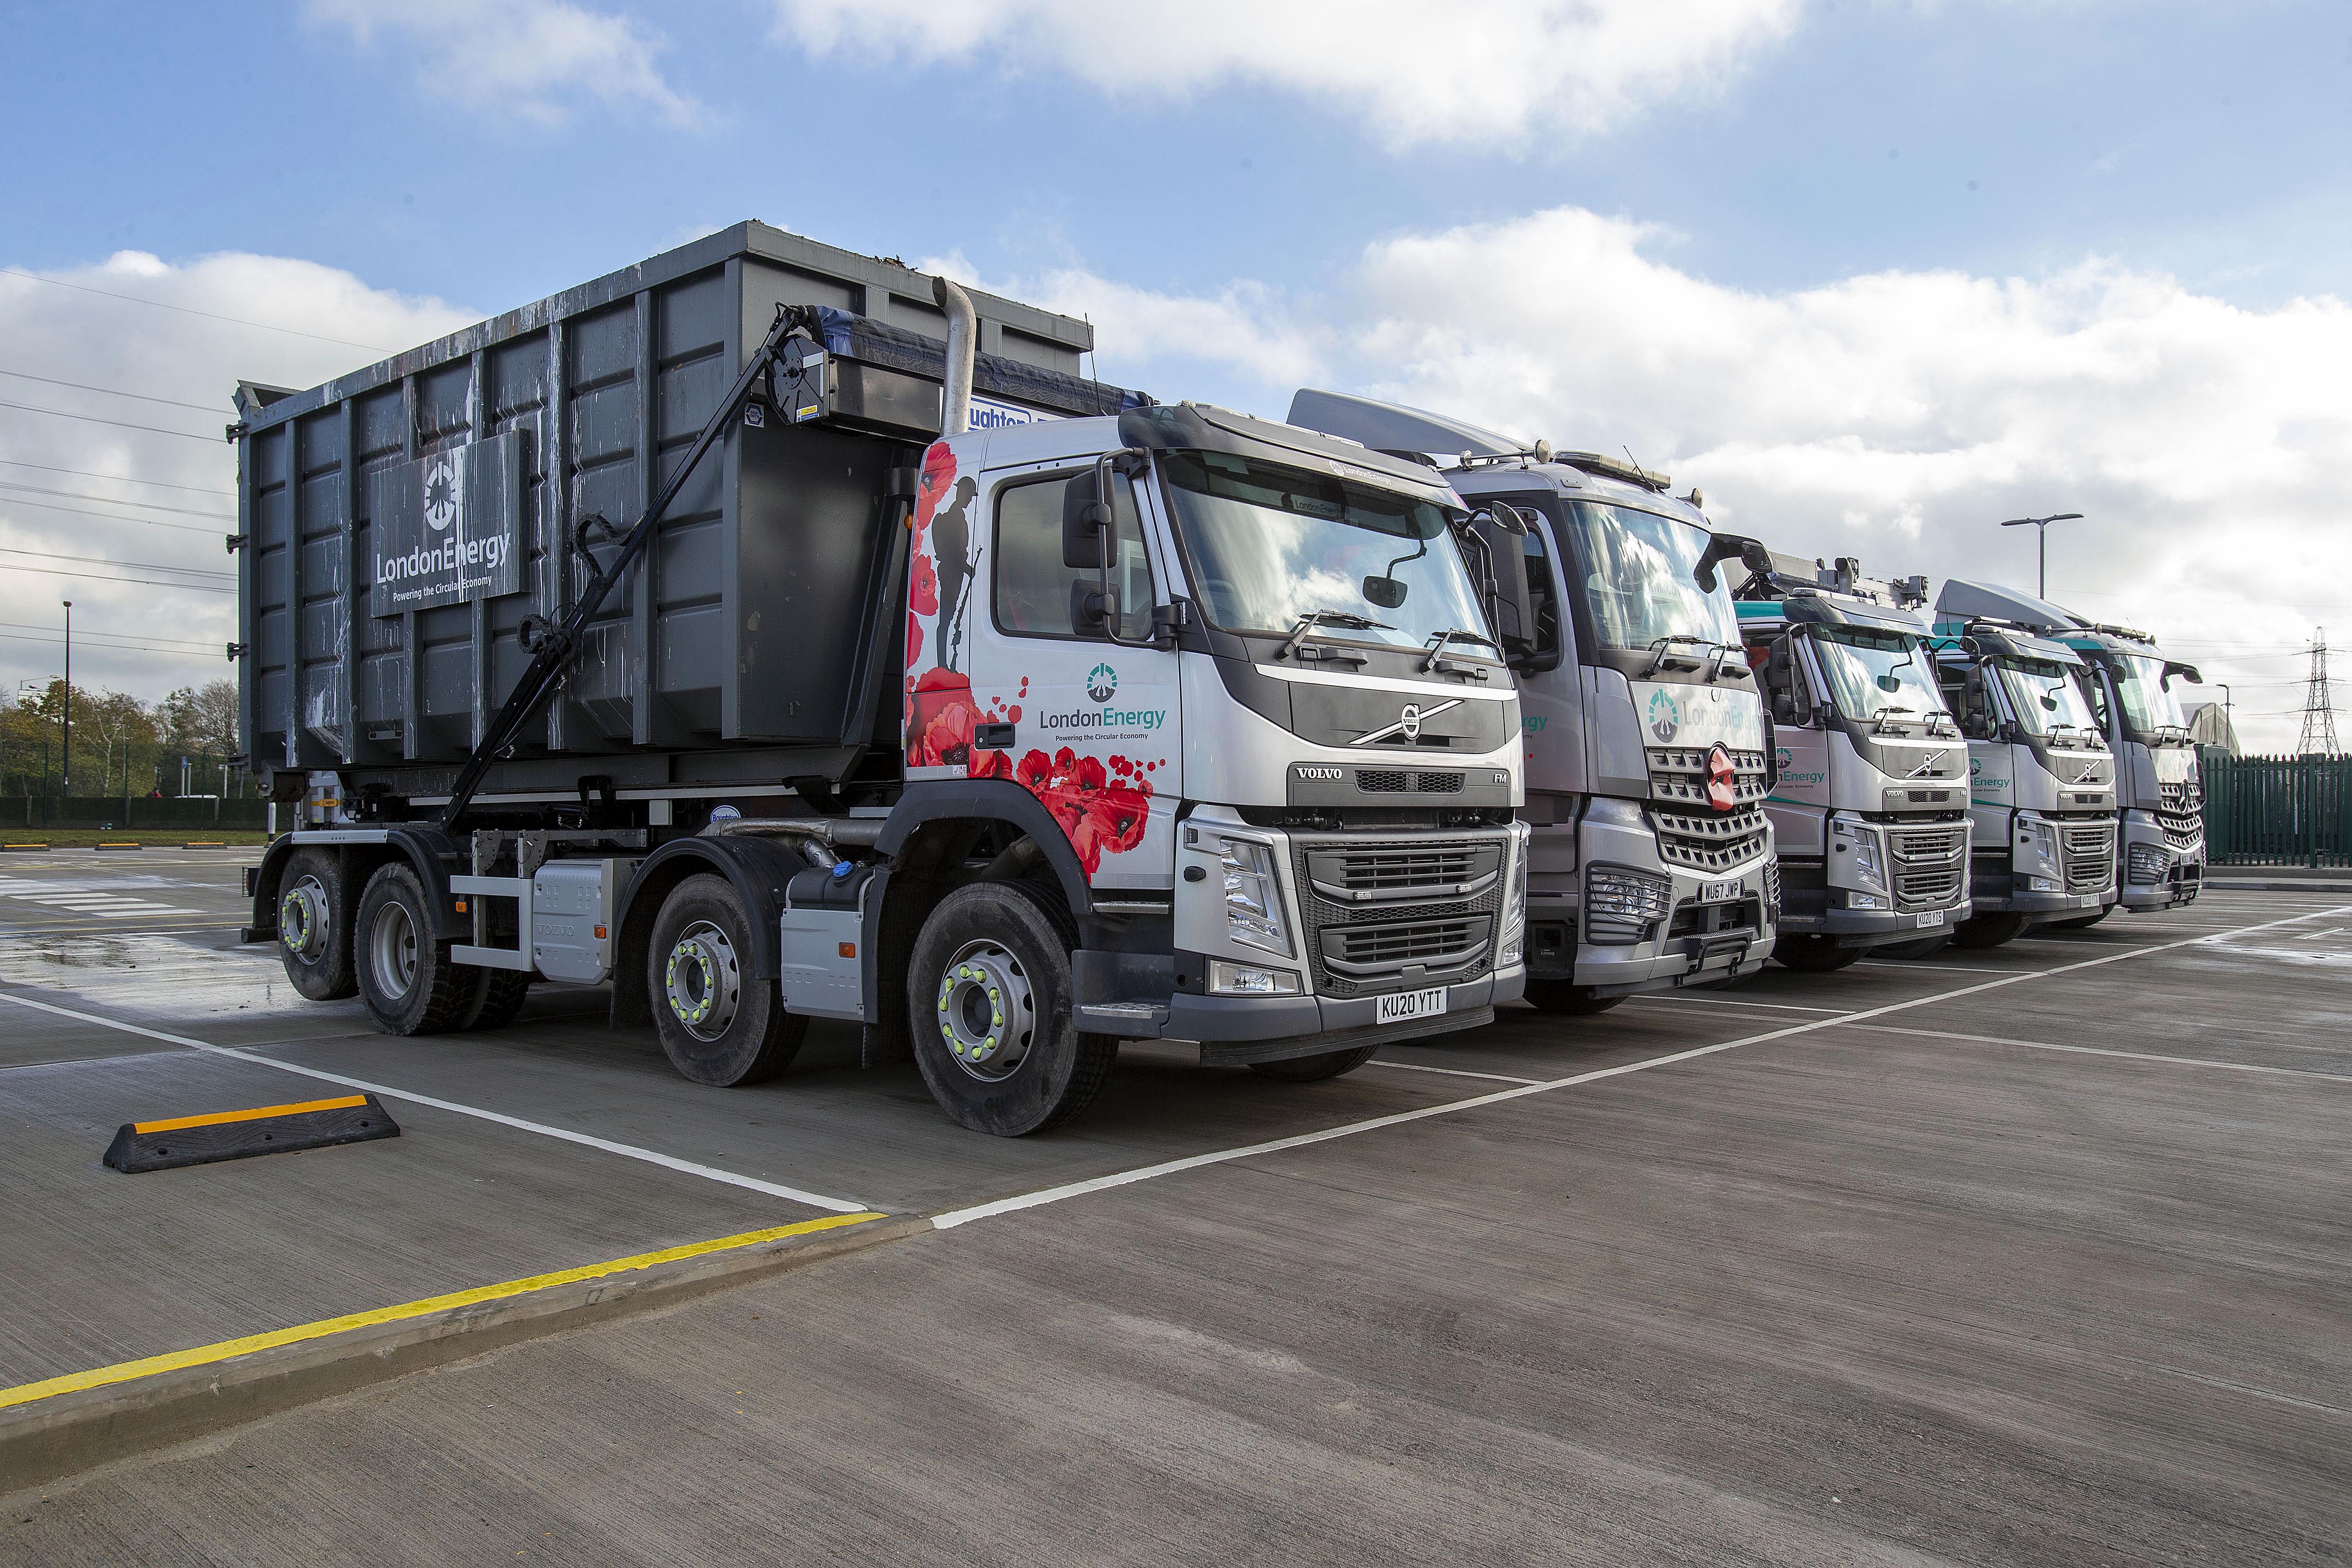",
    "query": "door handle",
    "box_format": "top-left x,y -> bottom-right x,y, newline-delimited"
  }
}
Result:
975,723 -> 1016,750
